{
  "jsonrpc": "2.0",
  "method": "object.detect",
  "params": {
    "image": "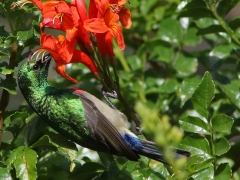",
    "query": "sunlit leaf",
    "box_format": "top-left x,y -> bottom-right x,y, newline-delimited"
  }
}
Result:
180,77 -> 201,107
191,72 -> 215,120
179,116 -> 210,134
